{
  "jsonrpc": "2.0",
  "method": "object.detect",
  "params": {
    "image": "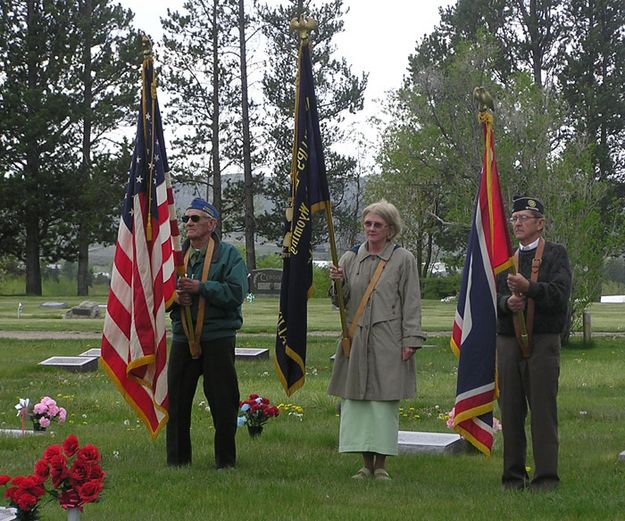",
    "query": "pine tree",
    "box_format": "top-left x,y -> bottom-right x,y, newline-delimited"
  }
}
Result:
0,0 -> 81,295
257,0 -> 367,247
160,0 -> 240,217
